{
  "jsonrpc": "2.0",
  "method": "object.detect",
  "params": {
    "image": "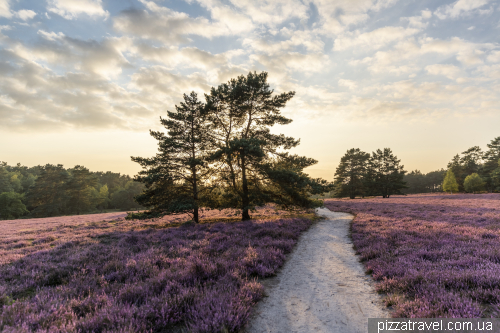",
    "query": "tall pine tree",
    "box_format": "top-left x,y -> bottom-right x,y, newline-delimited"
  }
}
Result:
132,92 -> 212,223
333,148 -> 370,199
206,71 -> 328,220
368,148 -> 407,198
